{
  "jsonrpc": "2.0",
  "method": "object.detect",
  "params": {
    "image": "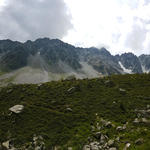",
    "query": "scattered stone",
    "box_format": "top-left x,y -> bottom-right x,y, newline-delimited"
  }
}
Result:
126,122 -> 128,125
2,140 -> 16,149
96,122 -> 101,130
113,101 -> 116,104
100,118 -> 112,128
90,142 -> 99,150
105,80 -> 115,87
122,124 -> 127,130
126,143 -> 131,147
133,118 -> 140,124
32,135 -> 45,150
135,138 -> 144,145
37,83 -> 42,89
67,87 -> 75,93
38,83 -> 42,87
119,88 -> 126,94
135,108 -> 150,117
2,140 -> 10,149
108,139 -> 115,147
97,126 -> 101,130
123,143 -> 131,150
54,146 -> 61,150
116,126 -> 124,131
100,134 -> 108,144
112,124 -> 116,128
146,109 -> 150,114
103,143 -> 109,149
83,145 -> 90,150
35,146 -> 41,150
98,145 -> 103,149
94,132 -> 101,139
136,109 -> 147,115
105,121 -> 112,128
116,137 -> 120,142
87,137 -> 92,143
147,105 -> 150,109
33,136 -> 38,142
66,107 -> 73,112
141,118 -> 150,124
101,118 -> 107,125
9,105 -> 24,114
68,147 -> 72,150
7,89 -> 13,94
8,112 -> 12,116
109,148 -> 117,150
119,88 -> 126,92
137,113 -> 141,118
91,125 -> 95,132
105,80 -> 110,84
